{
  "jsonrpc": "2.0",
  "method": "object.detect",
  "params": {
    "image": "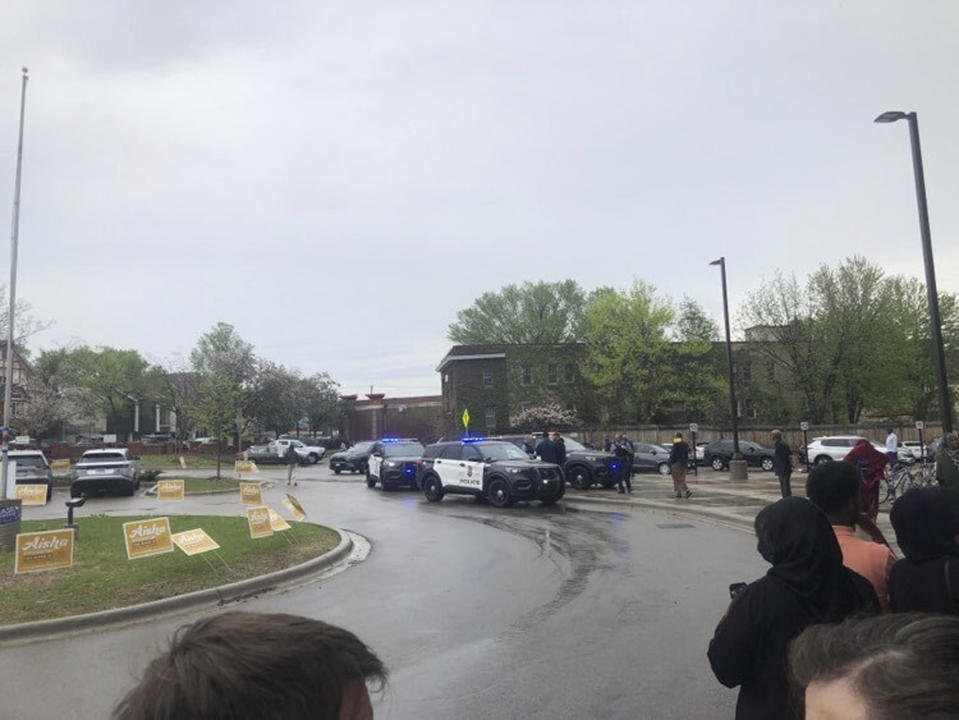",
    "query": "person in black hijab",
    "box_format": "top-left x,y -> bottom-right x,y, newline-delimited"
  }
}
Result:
708,498 -> 879,720
888,486 -> 959,614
